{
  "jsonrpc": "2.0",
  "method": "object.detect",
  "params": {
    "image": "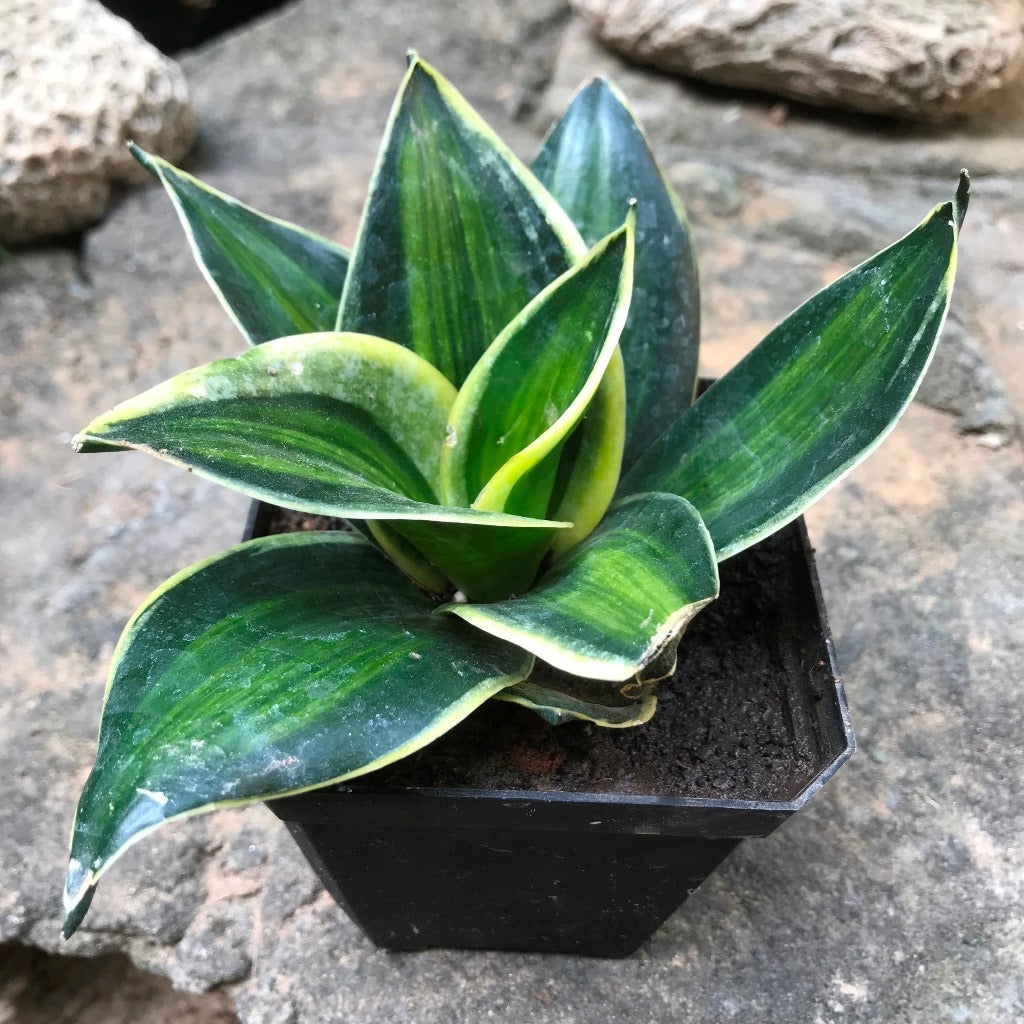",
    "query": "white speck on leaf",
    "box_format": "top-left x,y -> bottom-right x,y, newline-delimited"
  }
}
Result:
135,787 -> 168,806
